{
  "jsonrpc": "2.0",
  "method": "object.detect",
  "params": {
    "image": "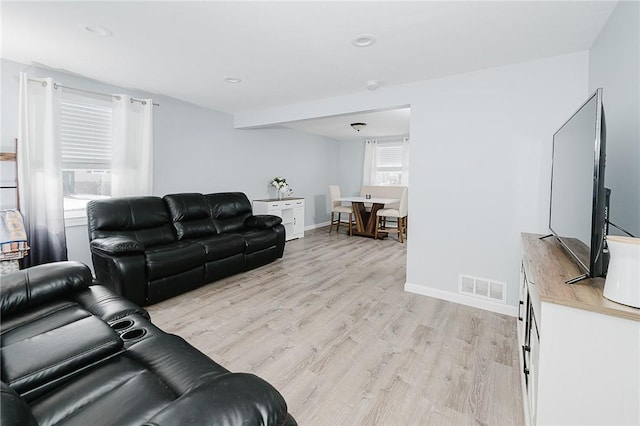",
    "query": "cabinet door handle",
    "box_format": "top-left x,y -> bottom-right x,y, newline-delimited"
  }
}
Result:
521,345 -> 530,376
518,300 -> 524,321
293,218 -> 296,225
